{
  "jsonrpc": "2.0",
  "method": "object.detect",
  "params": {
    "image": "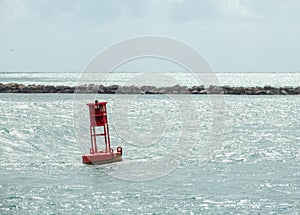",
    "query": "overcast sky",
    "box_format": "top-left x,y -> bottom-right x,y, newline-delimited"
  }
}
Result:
1,0 -> 300,72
